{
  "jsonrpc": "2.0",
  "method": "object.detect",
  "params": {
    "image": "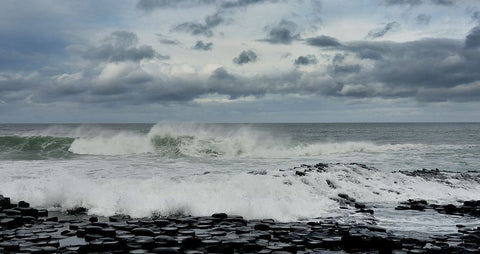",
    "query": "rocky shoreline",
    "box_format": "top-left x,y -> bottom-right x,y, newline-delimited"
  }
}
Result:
2,194 -> 480,253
